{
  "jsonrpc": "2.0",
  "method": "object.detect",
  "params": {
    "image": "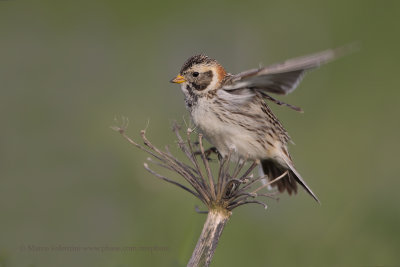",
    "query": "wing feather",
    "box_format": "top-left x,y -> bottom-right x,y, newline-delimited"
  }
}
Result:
222,45 -> 355,95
